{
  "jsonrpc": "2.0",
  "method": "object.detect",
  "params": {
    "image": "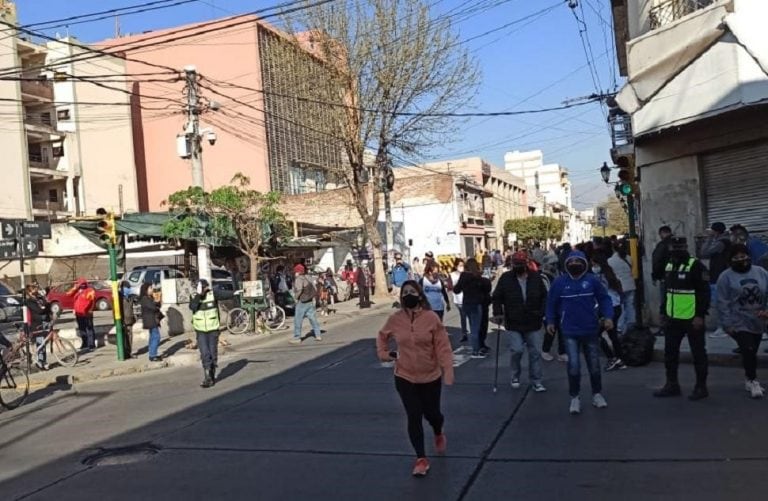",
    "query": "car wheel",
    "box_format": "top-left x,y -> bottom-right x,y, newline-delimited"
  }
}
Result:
49,302 -> 61,316
96,298 -> 110,311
